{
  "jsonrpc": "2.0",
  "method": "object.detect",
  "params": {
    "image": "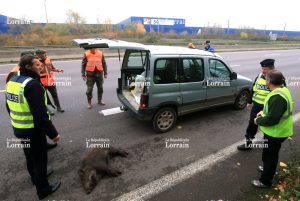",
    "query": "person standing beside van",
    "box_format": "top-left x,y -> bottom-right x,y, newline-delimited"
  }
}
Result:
81,48 -> 107,109
252,70 -> 293,188
237,59 -> 274,151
